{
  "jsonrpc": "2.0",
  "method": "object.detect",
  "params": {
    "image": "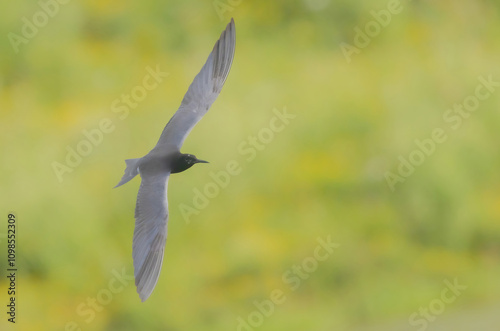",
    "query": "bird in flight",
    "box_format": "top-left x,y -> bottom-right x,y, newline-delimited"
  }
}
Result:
115,19 -> 236,301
